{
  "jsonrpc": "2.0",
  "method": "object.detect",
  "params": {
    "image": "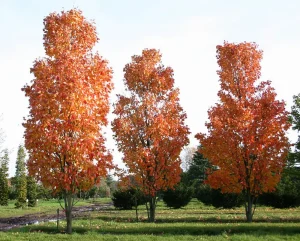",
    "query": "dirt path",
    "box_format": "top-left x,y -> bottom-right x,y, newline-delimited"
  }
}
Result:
0,203 -> 113,231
